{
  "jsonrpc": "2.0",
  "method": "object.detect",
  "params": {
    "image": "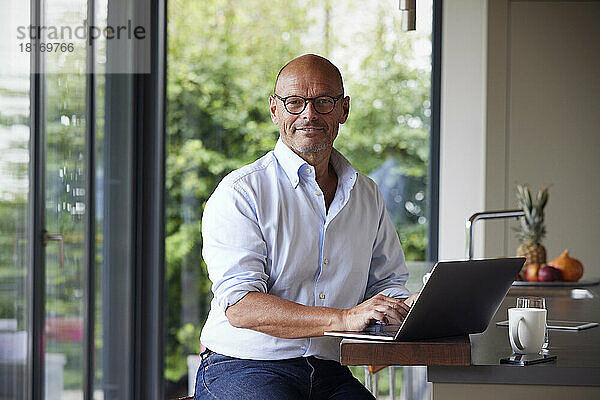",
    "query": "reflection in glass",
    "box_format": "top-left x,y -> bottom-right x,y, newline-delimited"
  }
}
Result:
43,0 -> 88,398
0,1 -> 31,398
93,1 -> 110,399
2,0 -> 138,397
